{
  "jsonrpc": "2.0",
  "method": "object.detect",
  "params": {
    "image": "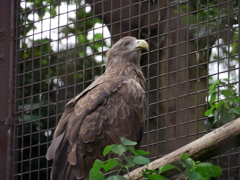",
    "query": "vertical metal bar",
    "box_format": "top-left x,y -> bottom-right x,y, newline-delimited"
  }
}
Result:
146,0 -> 150,155
0,0 -> 16,179
165,1 -> 169,154
156,0 -> 160,158
176,0 -> 179,147
186,0 -> 189,145
196,0 -> 199,139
